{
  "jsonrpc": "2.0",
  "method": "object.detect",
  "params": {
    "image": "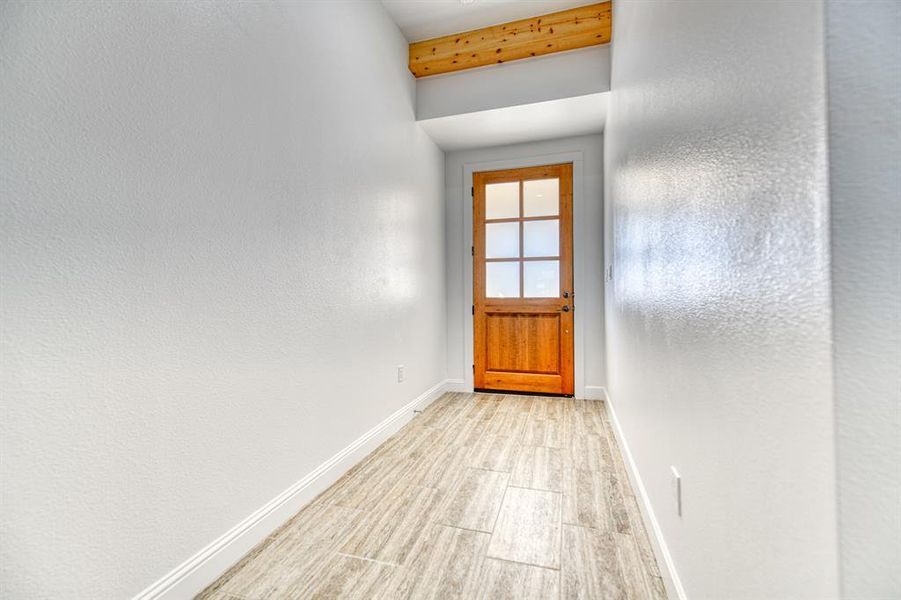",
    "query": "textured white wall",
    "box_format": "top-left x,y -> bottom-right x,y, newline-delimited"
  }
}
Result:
604,1 -> 839,597
826,1 -> 901,596
416,45 -> 610,120
0,2 -> 445,598
445,135 -> 605,392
